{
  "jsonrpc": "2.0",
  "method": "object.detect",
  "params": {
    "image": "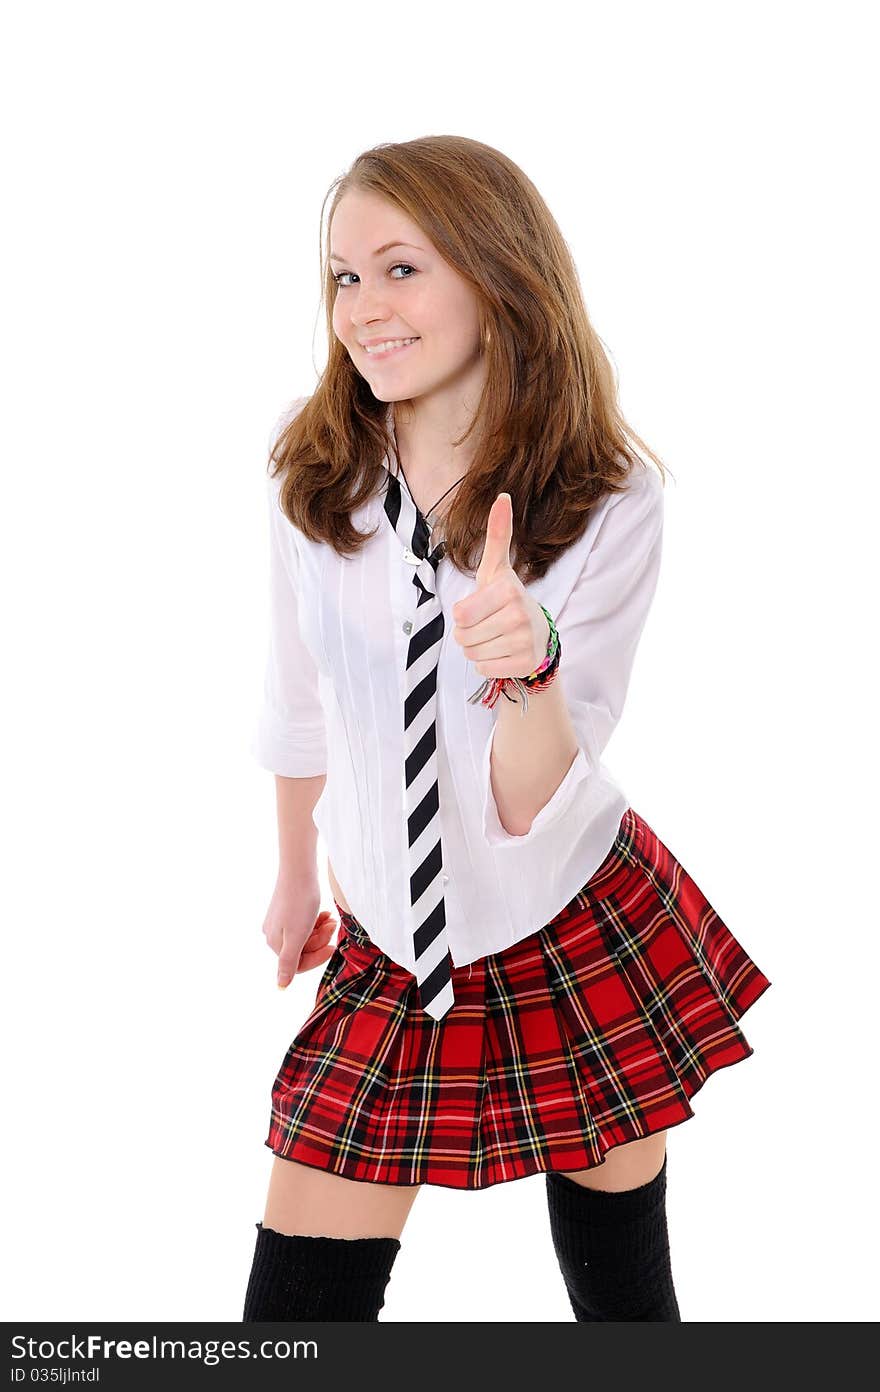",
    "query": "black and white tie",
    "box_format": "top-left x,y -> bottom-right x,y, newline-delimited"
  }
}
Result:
383,470 -> 455,1021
